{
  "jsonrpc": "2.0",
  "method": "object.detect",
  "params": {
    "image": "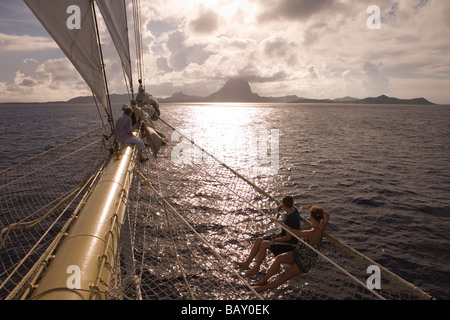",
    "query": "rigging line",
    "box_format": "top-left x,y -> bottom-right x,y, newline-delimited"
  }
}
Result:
122,67 -> 132,102
137,0 -> 144,84
91,0 -> 115,138
132,0 -> 144,85
0,188 -> 78,248
1,184 -> 82,292
147,157 -> 196,299
153,118 -> 393,299
92,91 -> 108,136
275,224 -> 386,300
132,178 -> 146,300
0,126 -> 106,177
158,117 -> 280,205
166,135 -> 429,300
132,0 -> 140,81
134,169 -> 264,300
0,138 -> 103,191
154,129 -> 374,296
0,155 -> 109,296
7,163 -> 107,300
121,0 -> 134,99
